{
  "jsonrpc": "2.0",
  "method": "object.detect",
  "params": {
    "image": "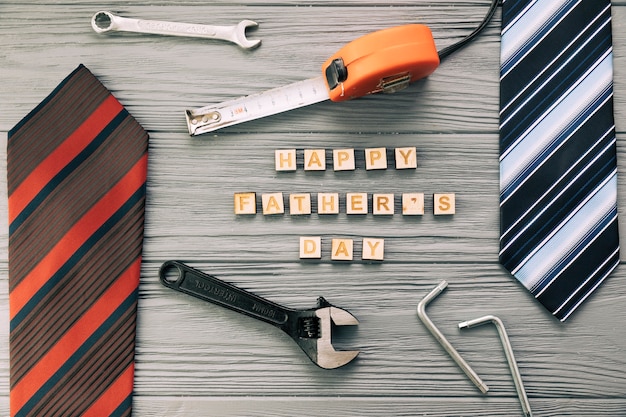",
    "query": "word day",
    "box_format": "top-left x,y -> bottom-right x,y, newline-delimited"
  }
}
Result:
234,192 -> 456,216
275,147 -> 417,171
300,237 -> 385,261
